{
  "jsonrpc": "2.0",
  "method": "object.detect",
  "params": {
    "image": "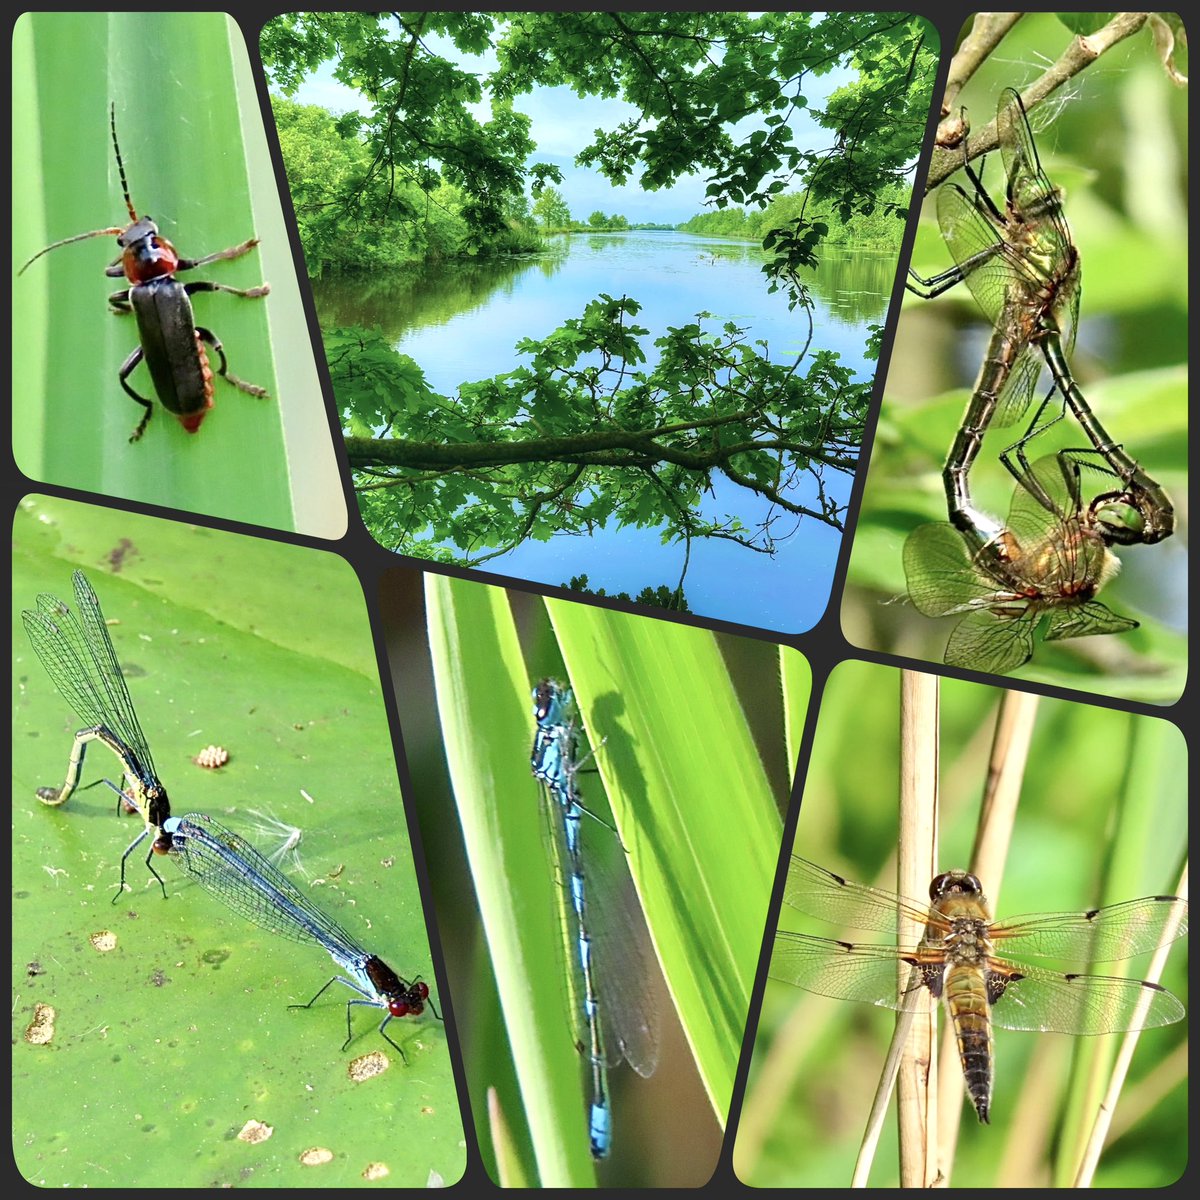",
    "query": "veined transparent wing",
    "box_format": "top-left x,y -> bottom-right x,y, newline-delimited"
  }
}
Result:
22,570 -> 159,777
781,856 -> 940,935
988,958 -> 1185,1034
903,522 -> 1018,619
943,608 -> 1037,675
989,895 -> 1187,962
770,931 -> 925,1010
